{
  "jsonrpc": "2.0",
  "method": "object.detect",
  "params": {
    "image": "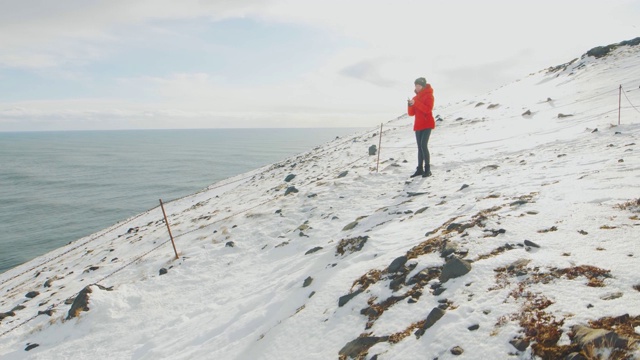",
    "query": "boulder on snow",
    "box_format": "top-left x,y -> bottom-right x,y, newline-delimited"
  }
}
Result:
338,289 -> 364,307
415,307 -> 446,337
387,256 -> 408,273
303,276 -> 313,287
336,236 -> 368,256
284,186 -> 299,196
305,247 -> 323,255
369,145 -> 377,156
439,258 -> 472,283
25,291 -> 40,299
337,171 -> 349,178
284,174 -> 296,182
339,336 -> 388,358
66,284 -> 112,320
